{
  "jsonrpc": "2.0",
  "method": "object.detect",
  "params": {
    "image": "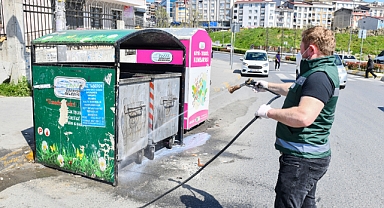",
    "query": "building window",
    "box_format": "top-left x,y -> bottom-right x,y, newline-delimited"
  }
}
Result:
90,7 -> 102,29
66,1 -> 84,29
111,10 -> 122,29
